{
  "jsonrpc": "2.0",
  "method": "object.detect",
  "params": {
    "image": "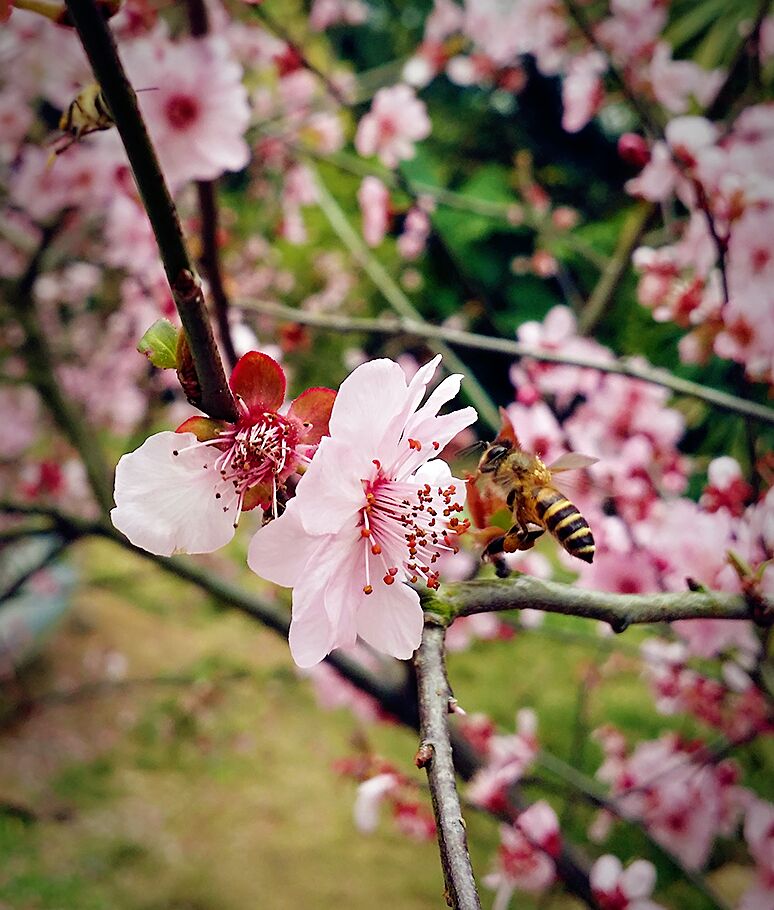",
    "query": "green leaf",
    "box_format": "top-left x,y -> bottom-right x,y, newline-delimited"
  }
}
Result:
137,319 -> 178,369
